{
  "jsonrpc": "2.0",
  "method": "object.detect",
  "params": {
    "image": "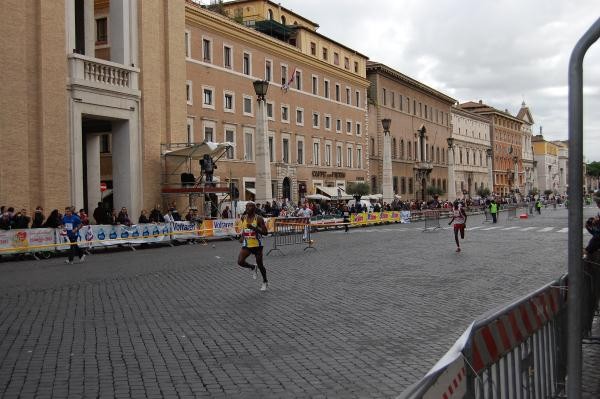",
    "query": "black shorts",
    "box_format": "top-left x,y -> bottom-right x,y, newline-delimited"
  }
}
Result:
242,246 -> 263,255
